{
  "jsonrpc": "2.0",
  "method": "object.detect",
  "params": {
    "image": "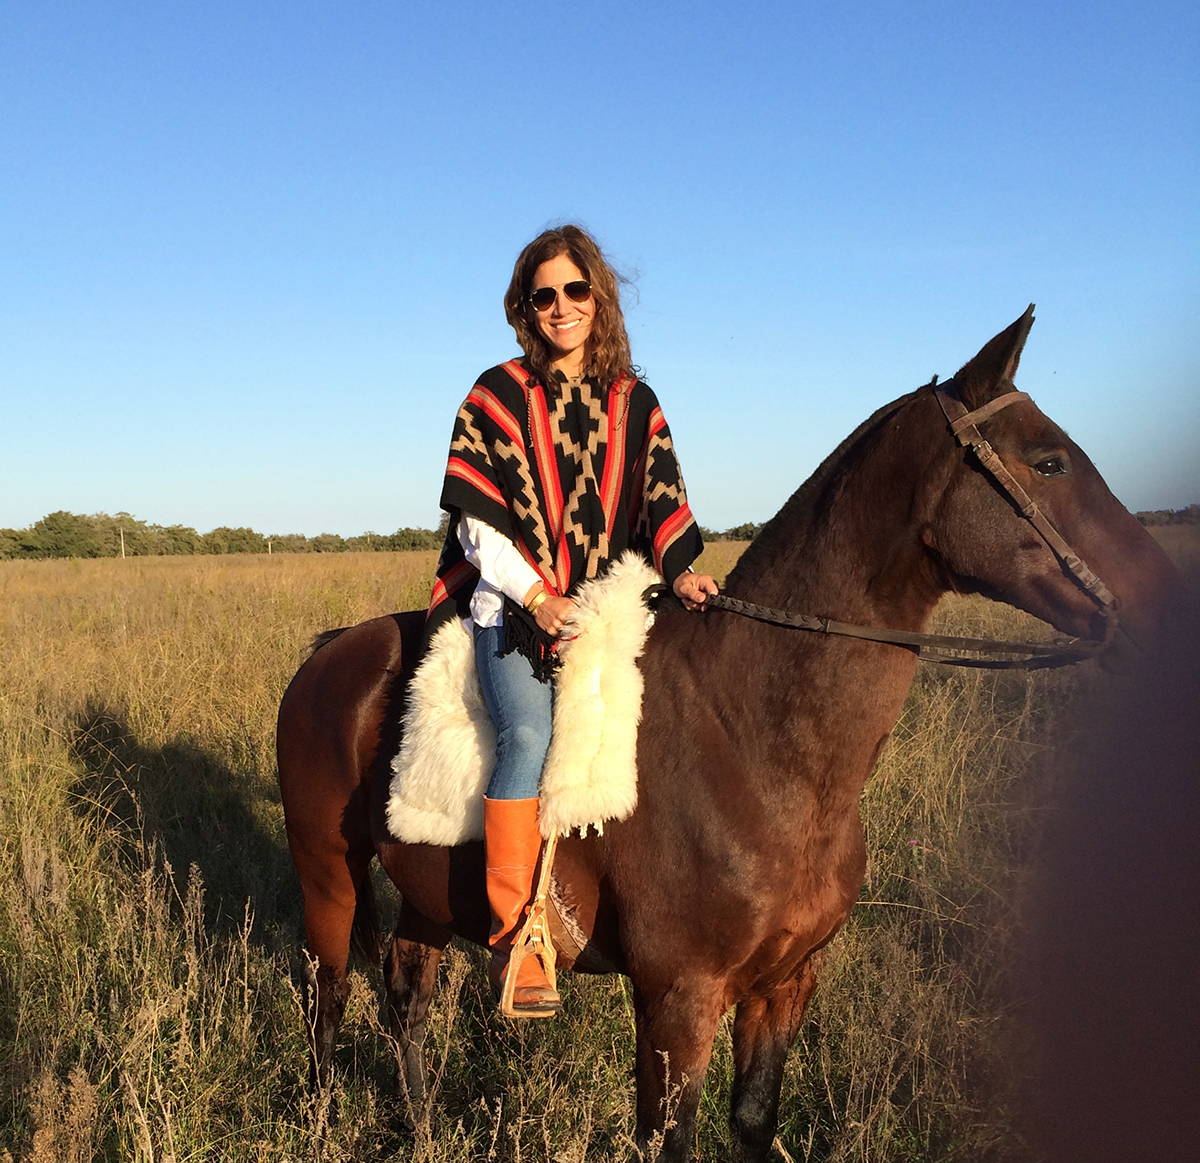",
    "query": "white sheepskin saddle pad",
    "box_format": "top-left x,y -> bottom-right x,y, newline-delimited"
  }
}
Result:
386,552 -> 660,844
